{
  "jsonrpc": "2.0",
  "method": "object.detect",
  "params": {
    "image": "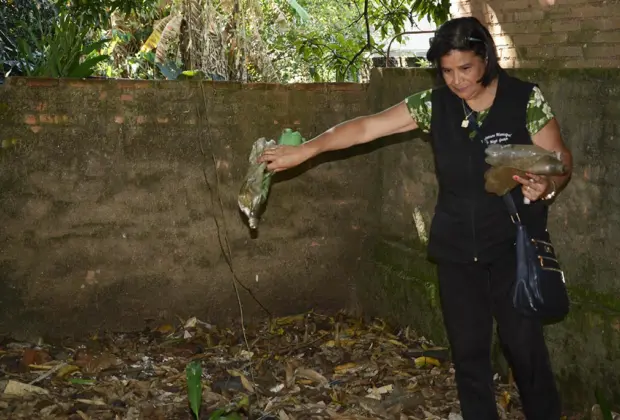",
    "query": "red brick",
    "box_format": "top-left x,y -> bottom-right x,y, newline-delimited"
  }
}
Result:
120,94 -> 133,101
115,80 -> 155,89
319,83 -> 367,92
38,114 -> 68,124
583,46 -> 608,58
25,78 -> 58,87
514,59 -> 541,68
502,0 -> 532,10
600,18 -> 620,31
24,115 -> 37,125
455,3 -> 471,14
39,114 -> 54,124
498,47 -> 520,59
65,80 -> 95,89
201,81 -> 237,91
500,21 -> 545,34
114,116 -> 124,124
592,31 -> 620,43
551,20 -> 581,32
457,9 -> 473,17
244,82 -> 277,91
35,102 -> 47,112
562,58 -> 615,67
30,125 -> 42,133
99,91 -> 108,100
493,35 -> 512,47
512,34 -> 541,45
136,116 -> 147,124
499,56 -> 519,67
514,10 -> 545,21
572,5 -> 618,18
543,32 -> 569,44
546,8 -> 576,20
556,46 -> 583,57
498,12 -> 516,23
526,46 -> 555,58
583,45 -> 620,59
